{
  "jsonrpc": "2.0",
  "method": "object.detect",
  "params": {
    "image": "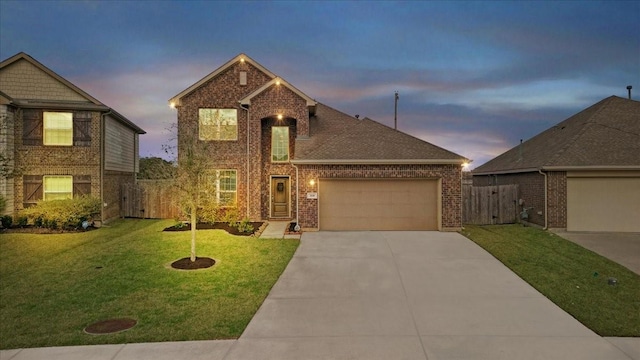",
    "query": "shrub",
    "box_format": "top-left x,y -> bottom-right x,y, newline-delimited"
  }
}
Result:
16,216 -> 28,227
222,207 -> 240,227
235,217 -> 254,234
19,196 -> 101,230
1,215 -> 12,229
